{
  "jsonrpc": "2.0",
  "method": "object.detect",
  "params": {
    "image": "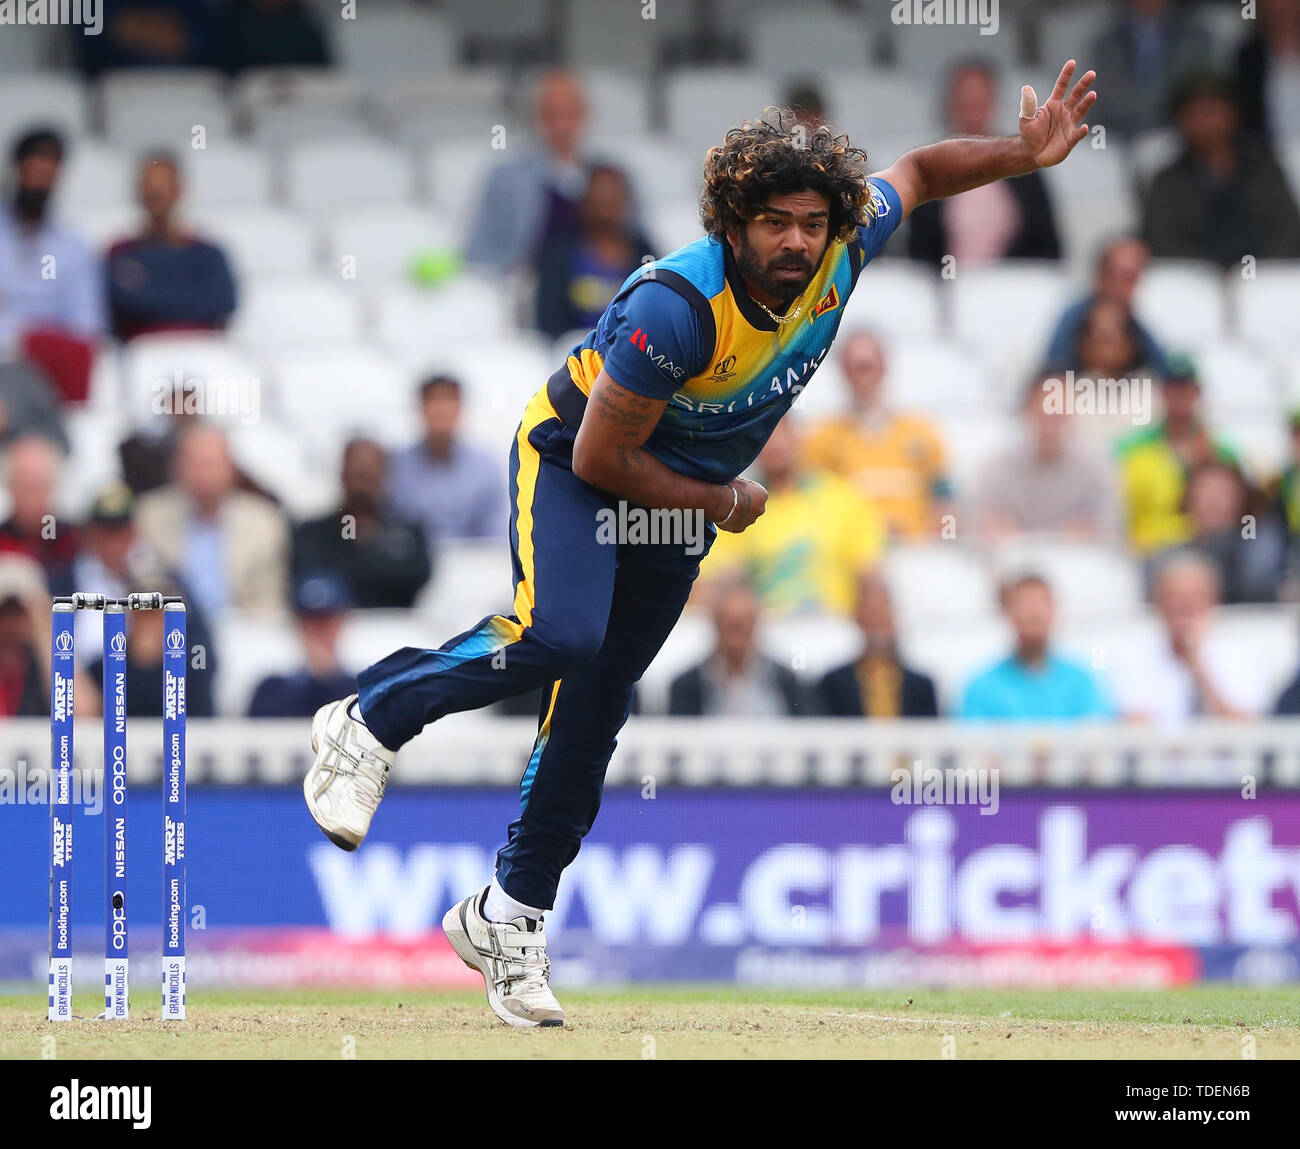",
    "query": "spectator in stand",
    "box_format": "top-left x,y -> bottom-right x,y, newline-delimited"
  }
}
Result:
907,60 -> 1061,268
219,0 -> 332,73
248,572 -> 357,718
1110,551 -> 1268,722
1044,237 -> 1167,374
786,80 -> 829,132
818,569 -> 938,719
961,573 -> 1112,721
535,164 -> 654,340
75,0 -> 220,74
106,153 -> 237,343
0,555 -> 95,717
669,578 -> 806,718
1235,0 -> 1300,141
1117,355 -> 1239,554
802,331 -> 951,542
0,129 -> 103,403
386,375 -> 505,545
88,566 -> 214,718
1266,410 -> 1300,596
1091,0 -> 1212,139
293,437 -> 430,609
1141,73 -> 1300,266
0,436 -> 77,596
706,418 -> 884,617
1161,460 -> 1286,605
974,371 -> 1119,543
465,71 -> 641,272
135,421 -> 289,614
